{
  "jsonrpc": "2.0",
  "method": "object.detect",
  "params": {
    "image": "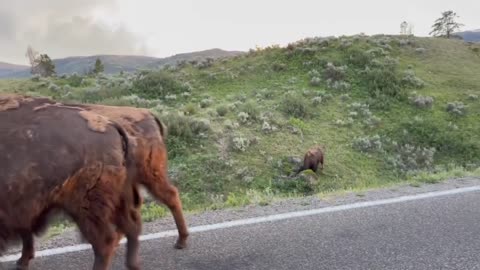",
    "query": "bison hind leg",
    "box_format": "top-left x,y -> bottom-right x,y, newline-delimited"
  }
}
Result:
115,201 -> 142,270
16,232 -> 34,270
149,180 -> 189,249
